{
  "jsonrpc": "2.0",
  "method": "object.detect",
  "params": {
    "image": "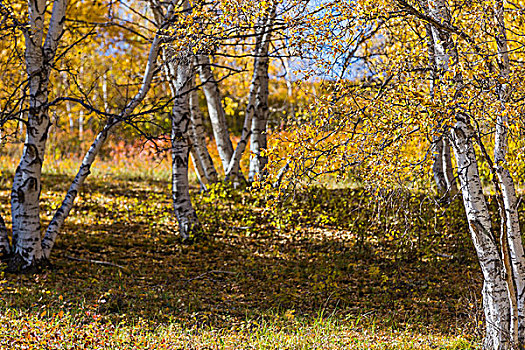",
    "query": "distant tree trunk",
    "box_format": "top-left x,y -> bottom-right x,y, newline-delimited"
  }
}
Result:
197,55 -> 234,173
282,56 -> 295,121
62,71 -> 74,132
102,72 -> 109,113
77,65 -> 85,141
